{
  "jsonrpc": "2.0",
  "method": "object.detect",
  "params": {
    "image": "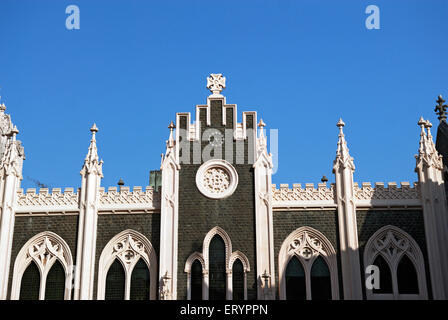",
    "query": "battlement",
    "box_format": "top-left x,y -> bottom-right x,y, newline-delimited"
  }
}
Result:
98,185 -> 160,211
272,183 -> 336,209
272,181 -> 421,209
15,186 -> 161,214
